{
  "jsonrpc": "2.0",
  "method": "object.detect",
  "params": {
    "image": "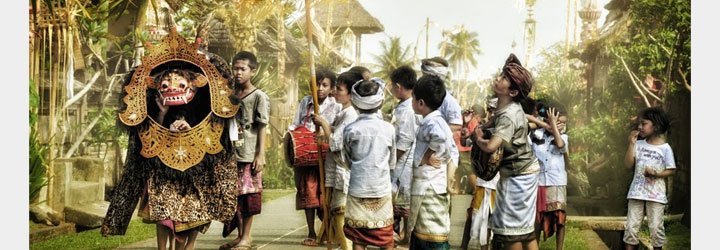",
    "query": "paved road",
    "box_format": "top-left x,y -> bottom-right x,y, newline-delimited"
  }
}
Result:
117,192 -> 474,250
